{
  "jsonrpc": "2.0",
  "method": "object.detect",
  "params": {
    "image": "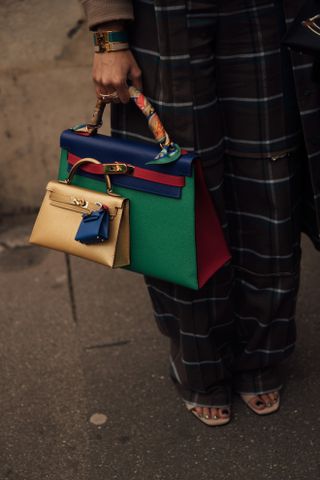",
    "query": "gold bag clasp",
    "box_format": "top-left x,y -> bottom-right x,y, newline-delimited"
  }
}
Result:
103,163 -> 134,175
